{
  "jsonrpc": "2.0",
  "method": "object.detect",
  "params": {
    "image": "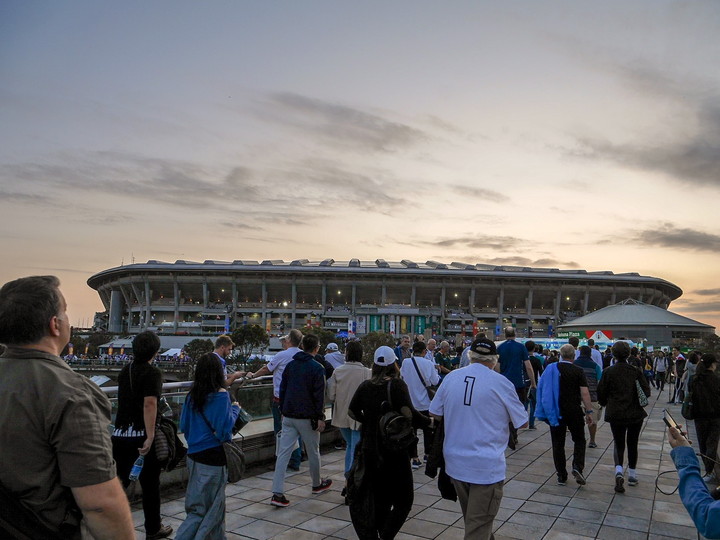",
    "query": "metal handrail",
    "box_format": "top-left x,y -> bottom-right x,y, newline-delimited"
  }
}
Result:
100,375 -> 273,394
